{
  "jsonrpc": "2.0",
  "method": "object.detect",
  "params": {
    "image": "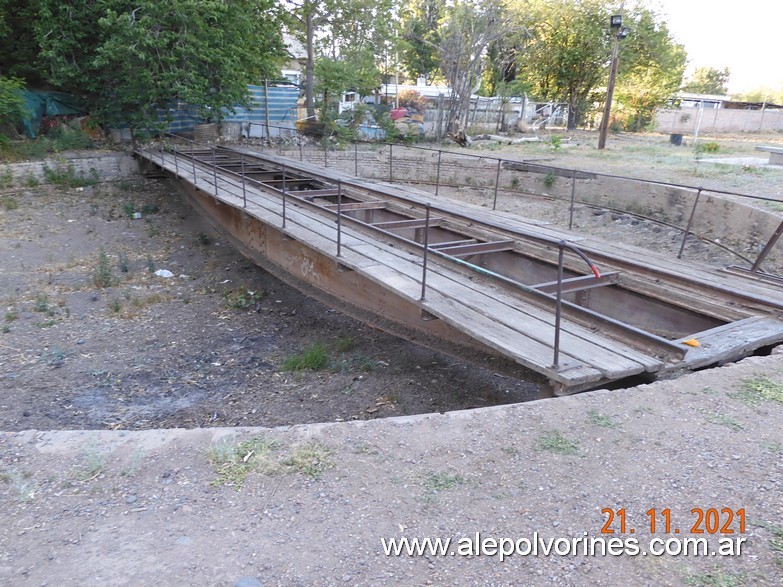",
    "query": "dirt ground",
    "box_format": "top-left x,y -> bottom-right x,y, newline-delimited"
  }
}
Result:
1,133 -> 782,586
0,178 -> 540,433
